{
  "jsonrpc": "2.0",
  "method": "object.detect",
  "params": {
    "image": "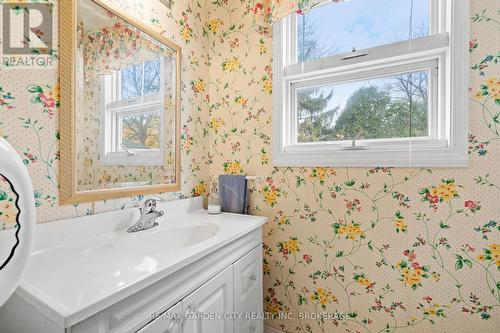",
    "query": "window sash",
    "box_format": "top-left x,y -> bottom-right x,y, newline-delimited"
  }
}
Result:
115,109 -> 161,153
116,58 -> 164,101
289,0 -> 443,66
280,6 -> 450,138
100,57 -> 167,167
107,92 -> 161,111
101,95 -> 164,166
284,33 -> 449,78
286,58 -> 441,146
280,6 -> 449,149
